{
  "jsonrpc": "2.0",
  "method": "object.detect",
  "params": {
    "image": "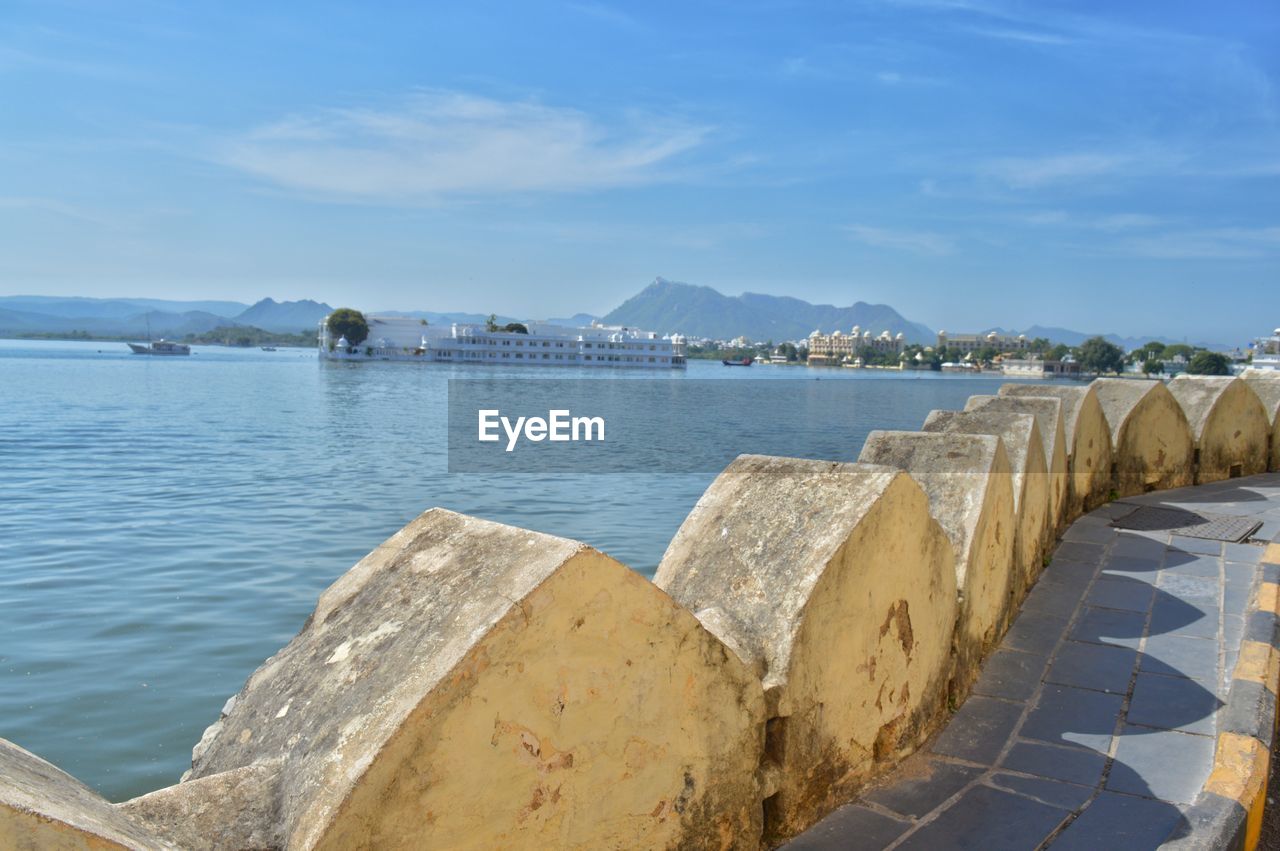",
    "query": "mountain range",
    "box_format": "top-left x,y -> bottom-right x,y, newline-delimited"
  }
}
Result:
0,296 -> 333,336
0,285 -> 1231,350
602,278 -> 935,343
